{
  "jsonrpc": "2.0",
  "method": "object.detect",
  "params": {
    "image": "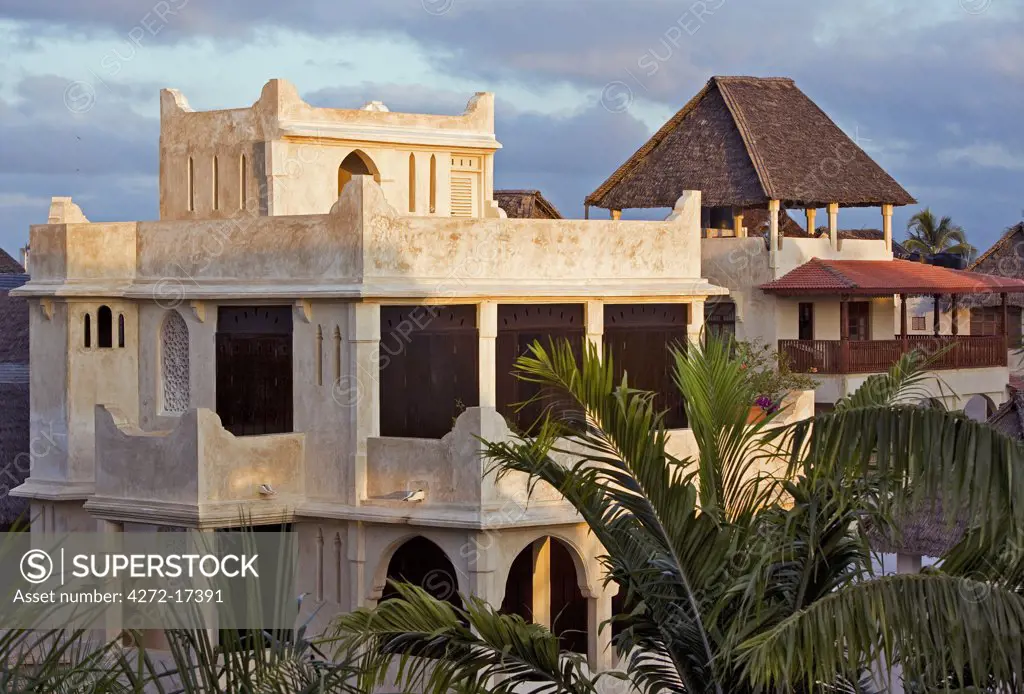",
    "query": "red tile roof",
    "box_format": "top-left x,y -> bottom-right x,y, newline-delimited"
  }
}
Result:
760,258 -> 1024,296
